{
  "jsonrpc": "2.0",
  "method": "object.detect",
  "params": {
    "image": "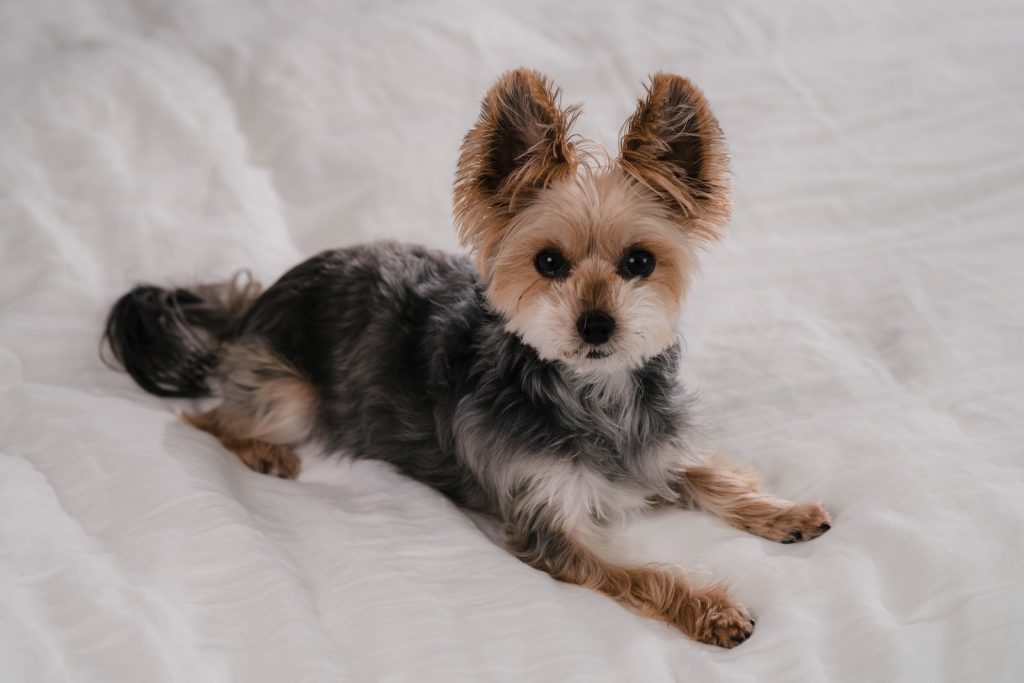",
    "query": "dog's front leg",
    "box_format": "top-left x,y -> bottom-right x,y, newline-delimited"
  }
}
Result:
676,463 -> 831,543
505,510 -> 755,647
